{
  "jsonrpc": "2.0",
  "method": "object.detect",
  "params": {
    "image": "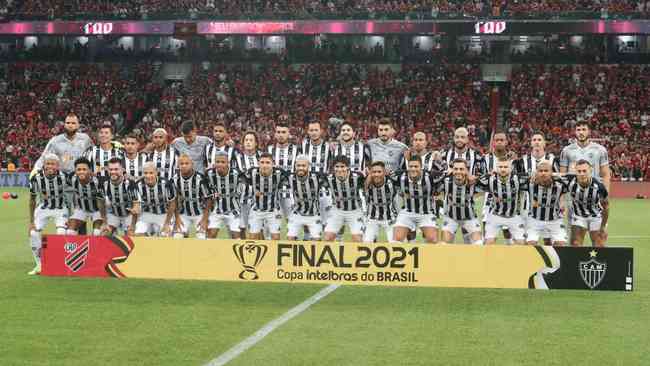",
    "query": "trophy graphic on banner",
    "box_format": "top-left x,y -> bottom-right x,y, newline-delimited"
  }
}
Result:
232,241 -> 269,280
